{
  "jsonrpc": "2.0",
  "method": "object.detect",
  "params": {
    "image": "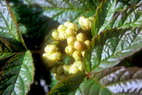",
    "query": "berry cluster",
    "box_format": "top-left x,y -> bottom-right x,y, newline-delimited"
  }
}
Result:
42,16 -> 93,80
